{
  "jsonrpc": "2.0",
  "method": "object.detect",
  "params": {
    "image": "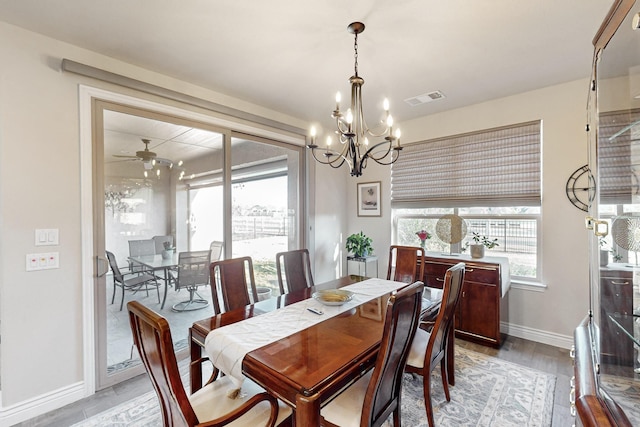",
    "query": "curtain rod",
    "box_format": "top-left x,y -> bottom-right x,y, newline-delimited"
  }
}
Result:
61,58 -> 306,137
